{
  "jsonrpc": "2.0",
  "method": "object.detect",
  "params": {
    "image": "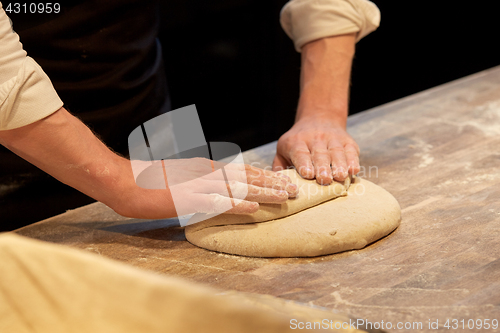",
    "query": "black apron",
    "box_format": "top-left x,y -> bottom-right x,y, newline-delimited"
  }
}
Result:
0,0 -> 170,229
